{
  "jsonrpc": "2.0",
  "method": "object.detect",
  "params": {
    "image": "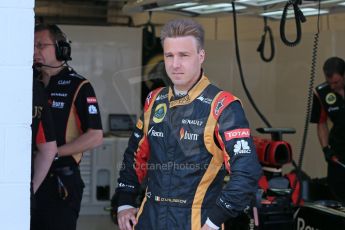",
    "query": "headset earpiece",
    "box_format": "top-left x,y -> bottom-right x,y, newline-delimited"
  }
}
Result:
47,24 -> 72,61
55,40 -> 72,61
